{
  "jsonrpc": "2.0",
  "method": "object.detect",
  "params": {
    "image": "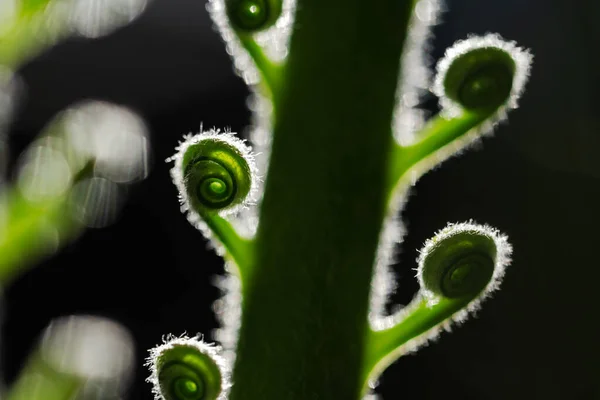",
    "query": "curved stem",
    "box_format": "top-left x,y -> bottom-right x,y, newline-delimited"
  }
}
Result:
238,34 -> 284,100
204,214 -> 254,279
387,110 -> 489,195
362,294 -> 473,394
